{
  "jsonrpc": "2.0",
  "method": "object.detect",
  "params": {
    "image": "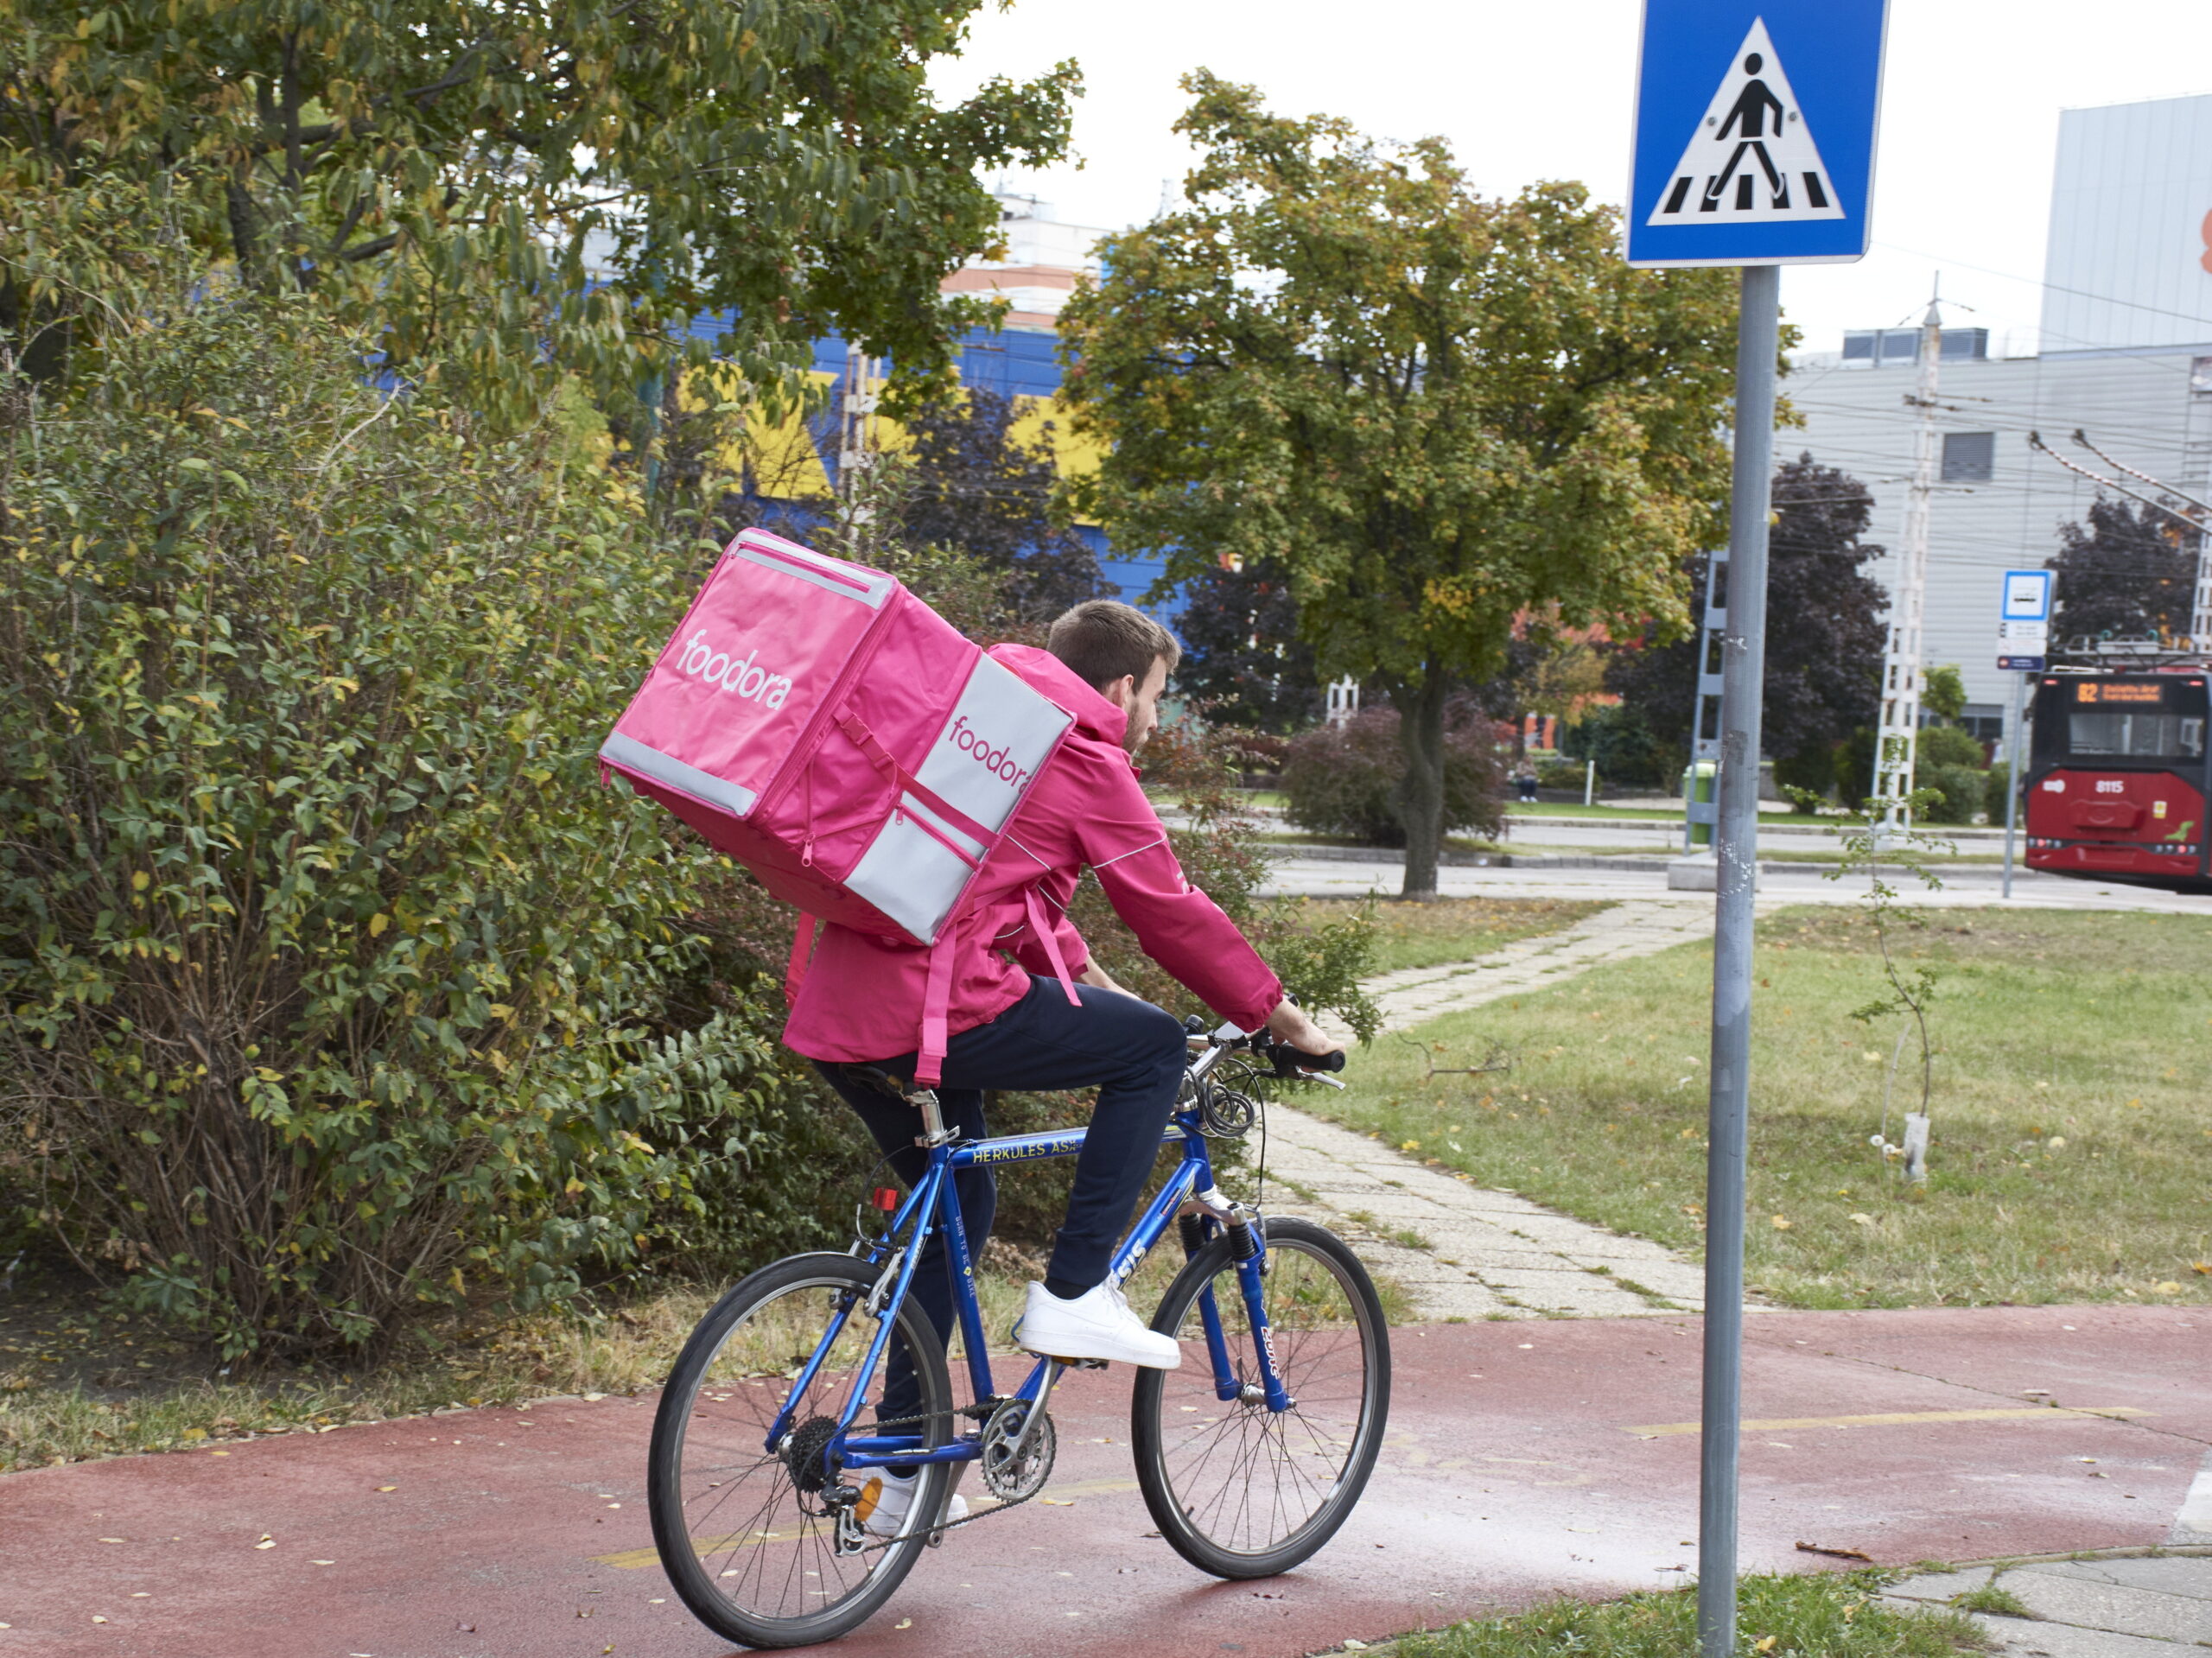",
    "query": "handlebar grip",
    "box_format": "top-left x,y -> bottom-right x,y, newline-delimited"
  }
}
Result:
1265,1039 -> 1346,1076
